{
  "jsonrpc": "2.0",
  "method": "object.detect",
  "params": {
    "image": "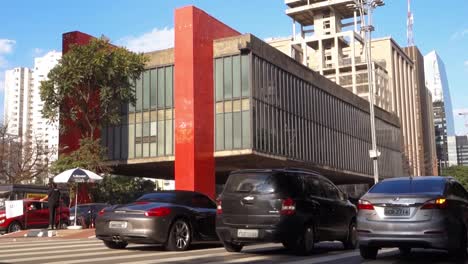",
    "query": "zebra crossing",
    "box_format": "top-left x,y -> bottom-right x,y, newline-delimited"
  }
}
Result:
0,238 -> 453,264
